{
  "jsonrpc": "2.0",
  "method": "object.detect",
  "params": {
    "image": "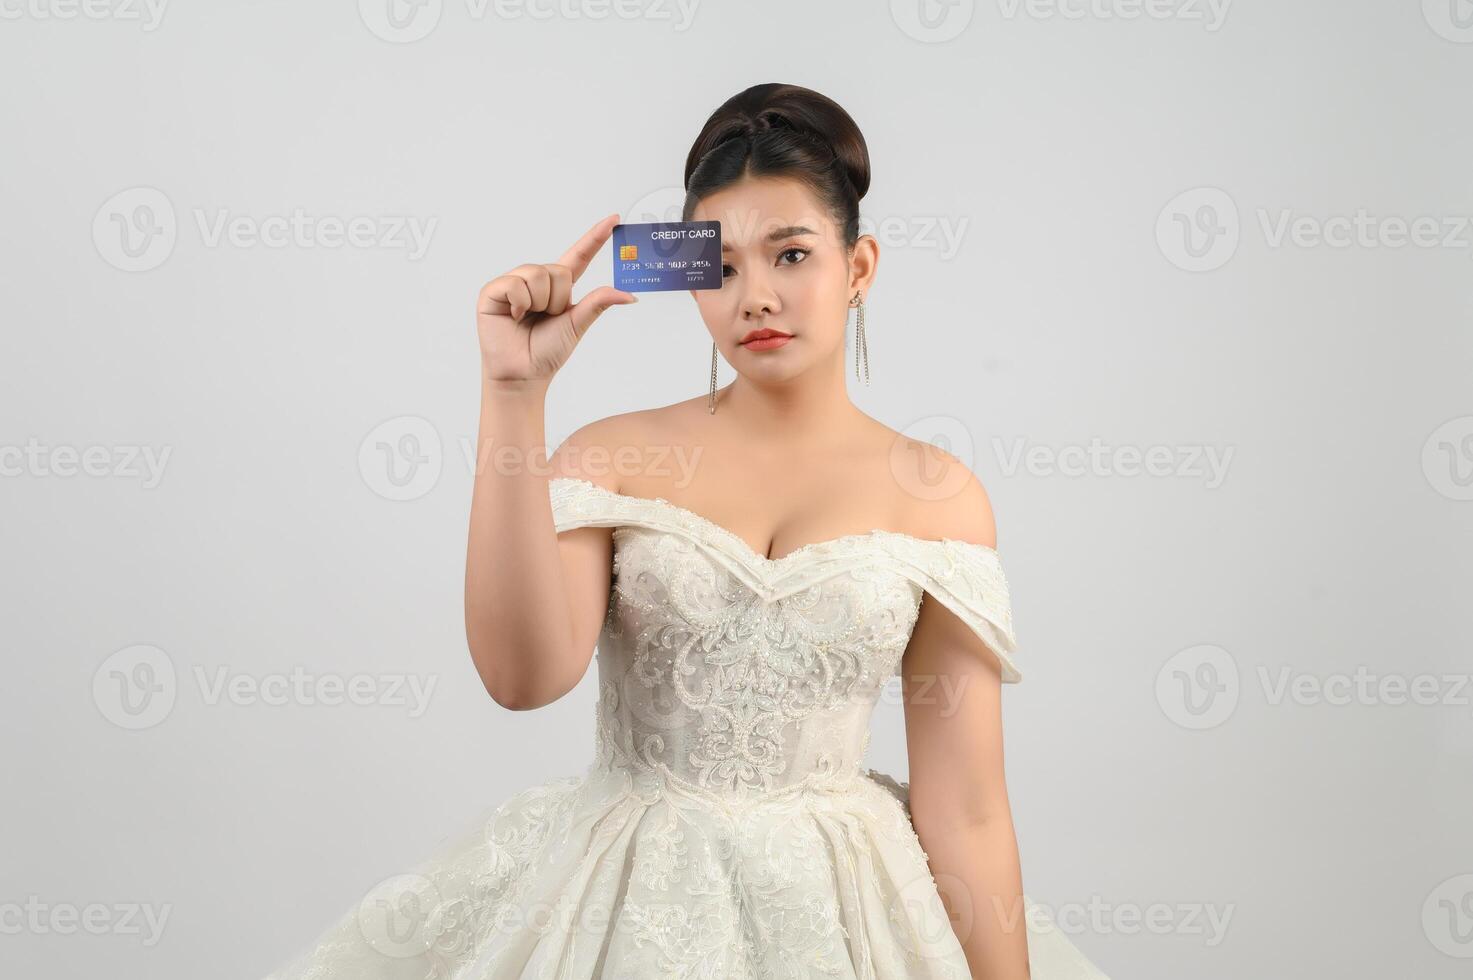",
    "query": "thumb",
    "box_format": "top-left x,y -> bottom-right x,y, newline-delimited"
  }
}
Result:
567,286 -> 638,338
